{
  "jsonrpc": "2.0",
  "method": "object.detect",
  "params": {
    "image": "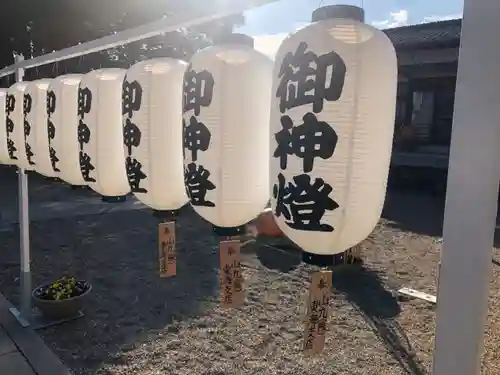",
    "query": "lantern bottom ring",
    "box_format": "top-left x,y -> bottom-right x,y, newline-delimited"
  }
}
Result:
213,225 -> 246,238
302,249 -> 363,268
152,209 -> 182,221
101,195 -> 128,203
